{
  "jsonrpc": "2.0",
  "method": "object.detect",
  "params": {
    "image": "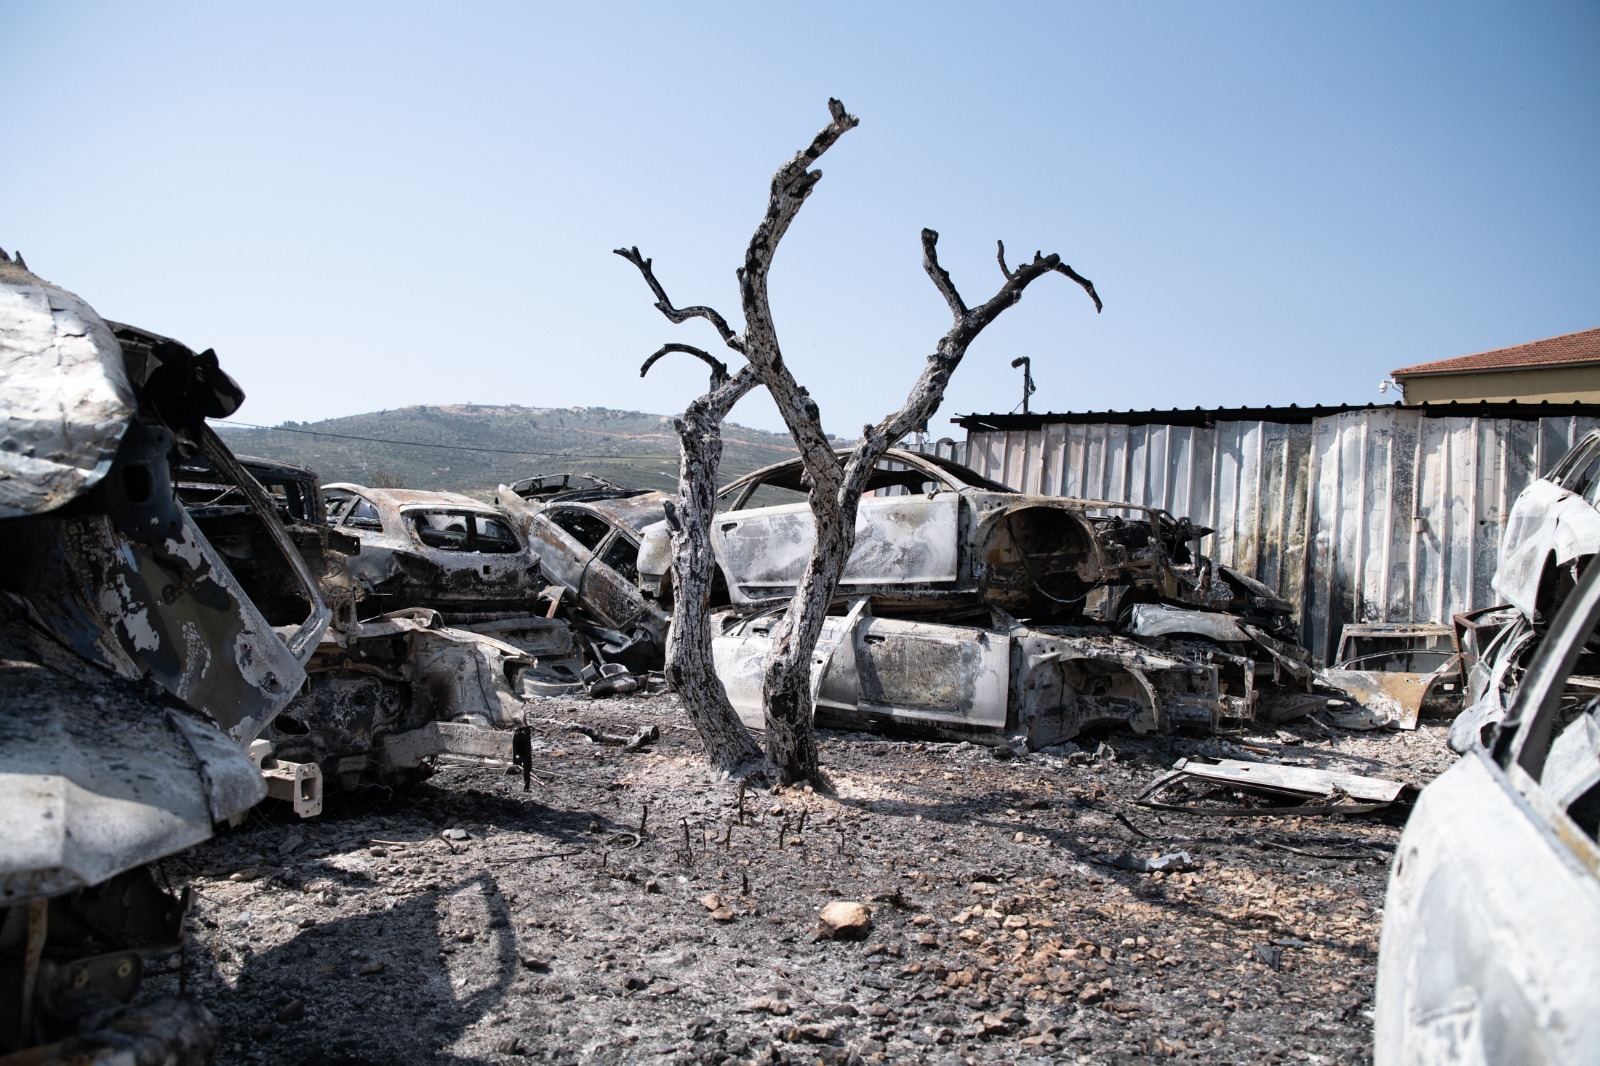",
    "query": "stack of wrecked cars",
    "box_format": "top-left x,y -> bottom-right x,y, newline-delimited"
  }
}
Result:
500,449 -> 1330,748
0,255 -> 558,1060
0,255 -> 310,1059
